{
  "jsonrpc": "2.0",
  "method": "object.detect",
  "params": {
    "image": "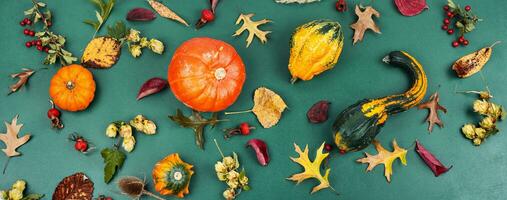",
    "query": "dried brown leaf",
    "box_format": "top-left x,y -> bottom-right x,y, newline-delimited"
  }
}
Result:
233,13 -> 271,47
0,115 -> 31,158
252,87 -> 287,128
52,172 -> 94,200
418,92 -> 447,133
148,0 -> 189,26
8,68 -> 35,95
350,5 -> 381,44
